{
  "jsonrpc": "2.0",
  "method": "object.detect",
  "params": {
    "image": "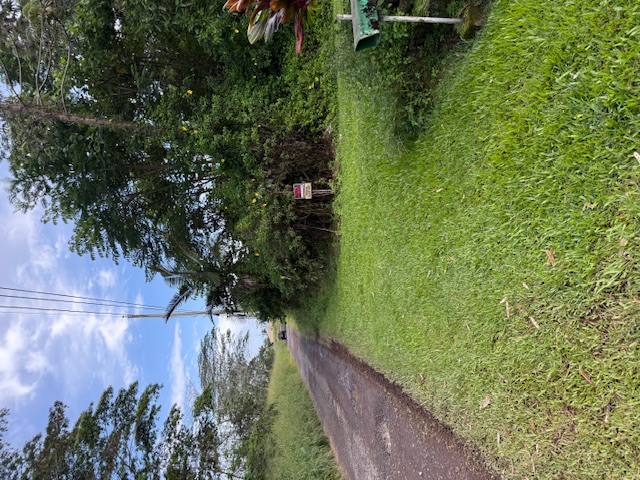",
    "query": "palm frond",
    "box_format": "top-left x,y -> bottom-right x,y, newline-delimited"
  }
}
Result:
165,284 -> 194,322
150,265 -> 192,288
162,274 -> 193,290
149,264 -> 174,277
201,271 -> 222,285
